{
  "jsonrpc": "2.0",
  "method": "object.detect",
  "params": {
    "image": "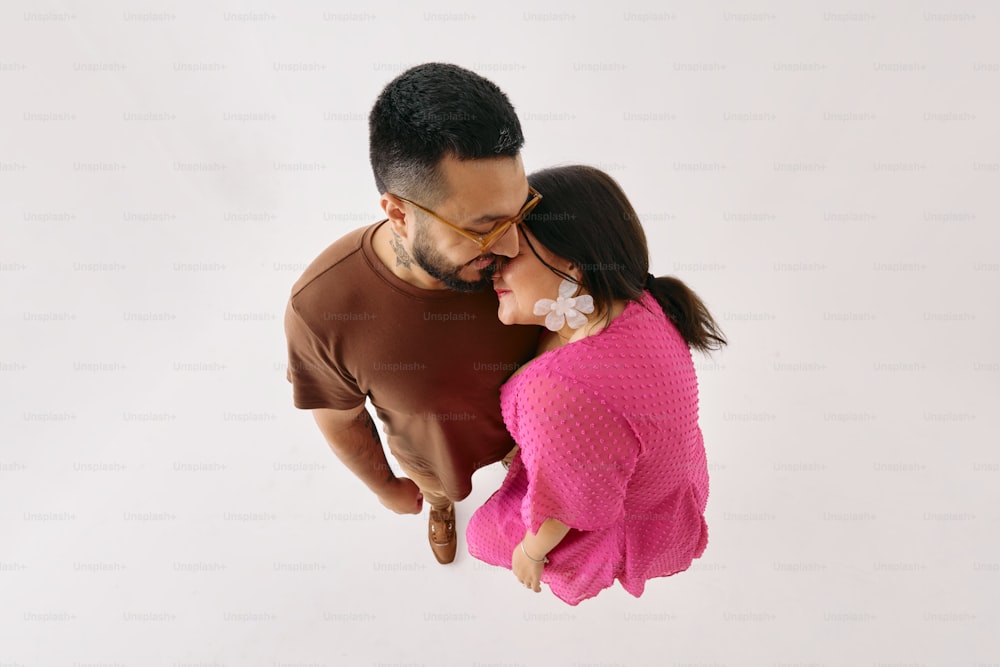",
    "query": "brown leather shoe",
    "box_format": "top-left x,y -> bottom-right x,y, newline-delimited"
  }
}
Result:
428,503 -> 457,565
